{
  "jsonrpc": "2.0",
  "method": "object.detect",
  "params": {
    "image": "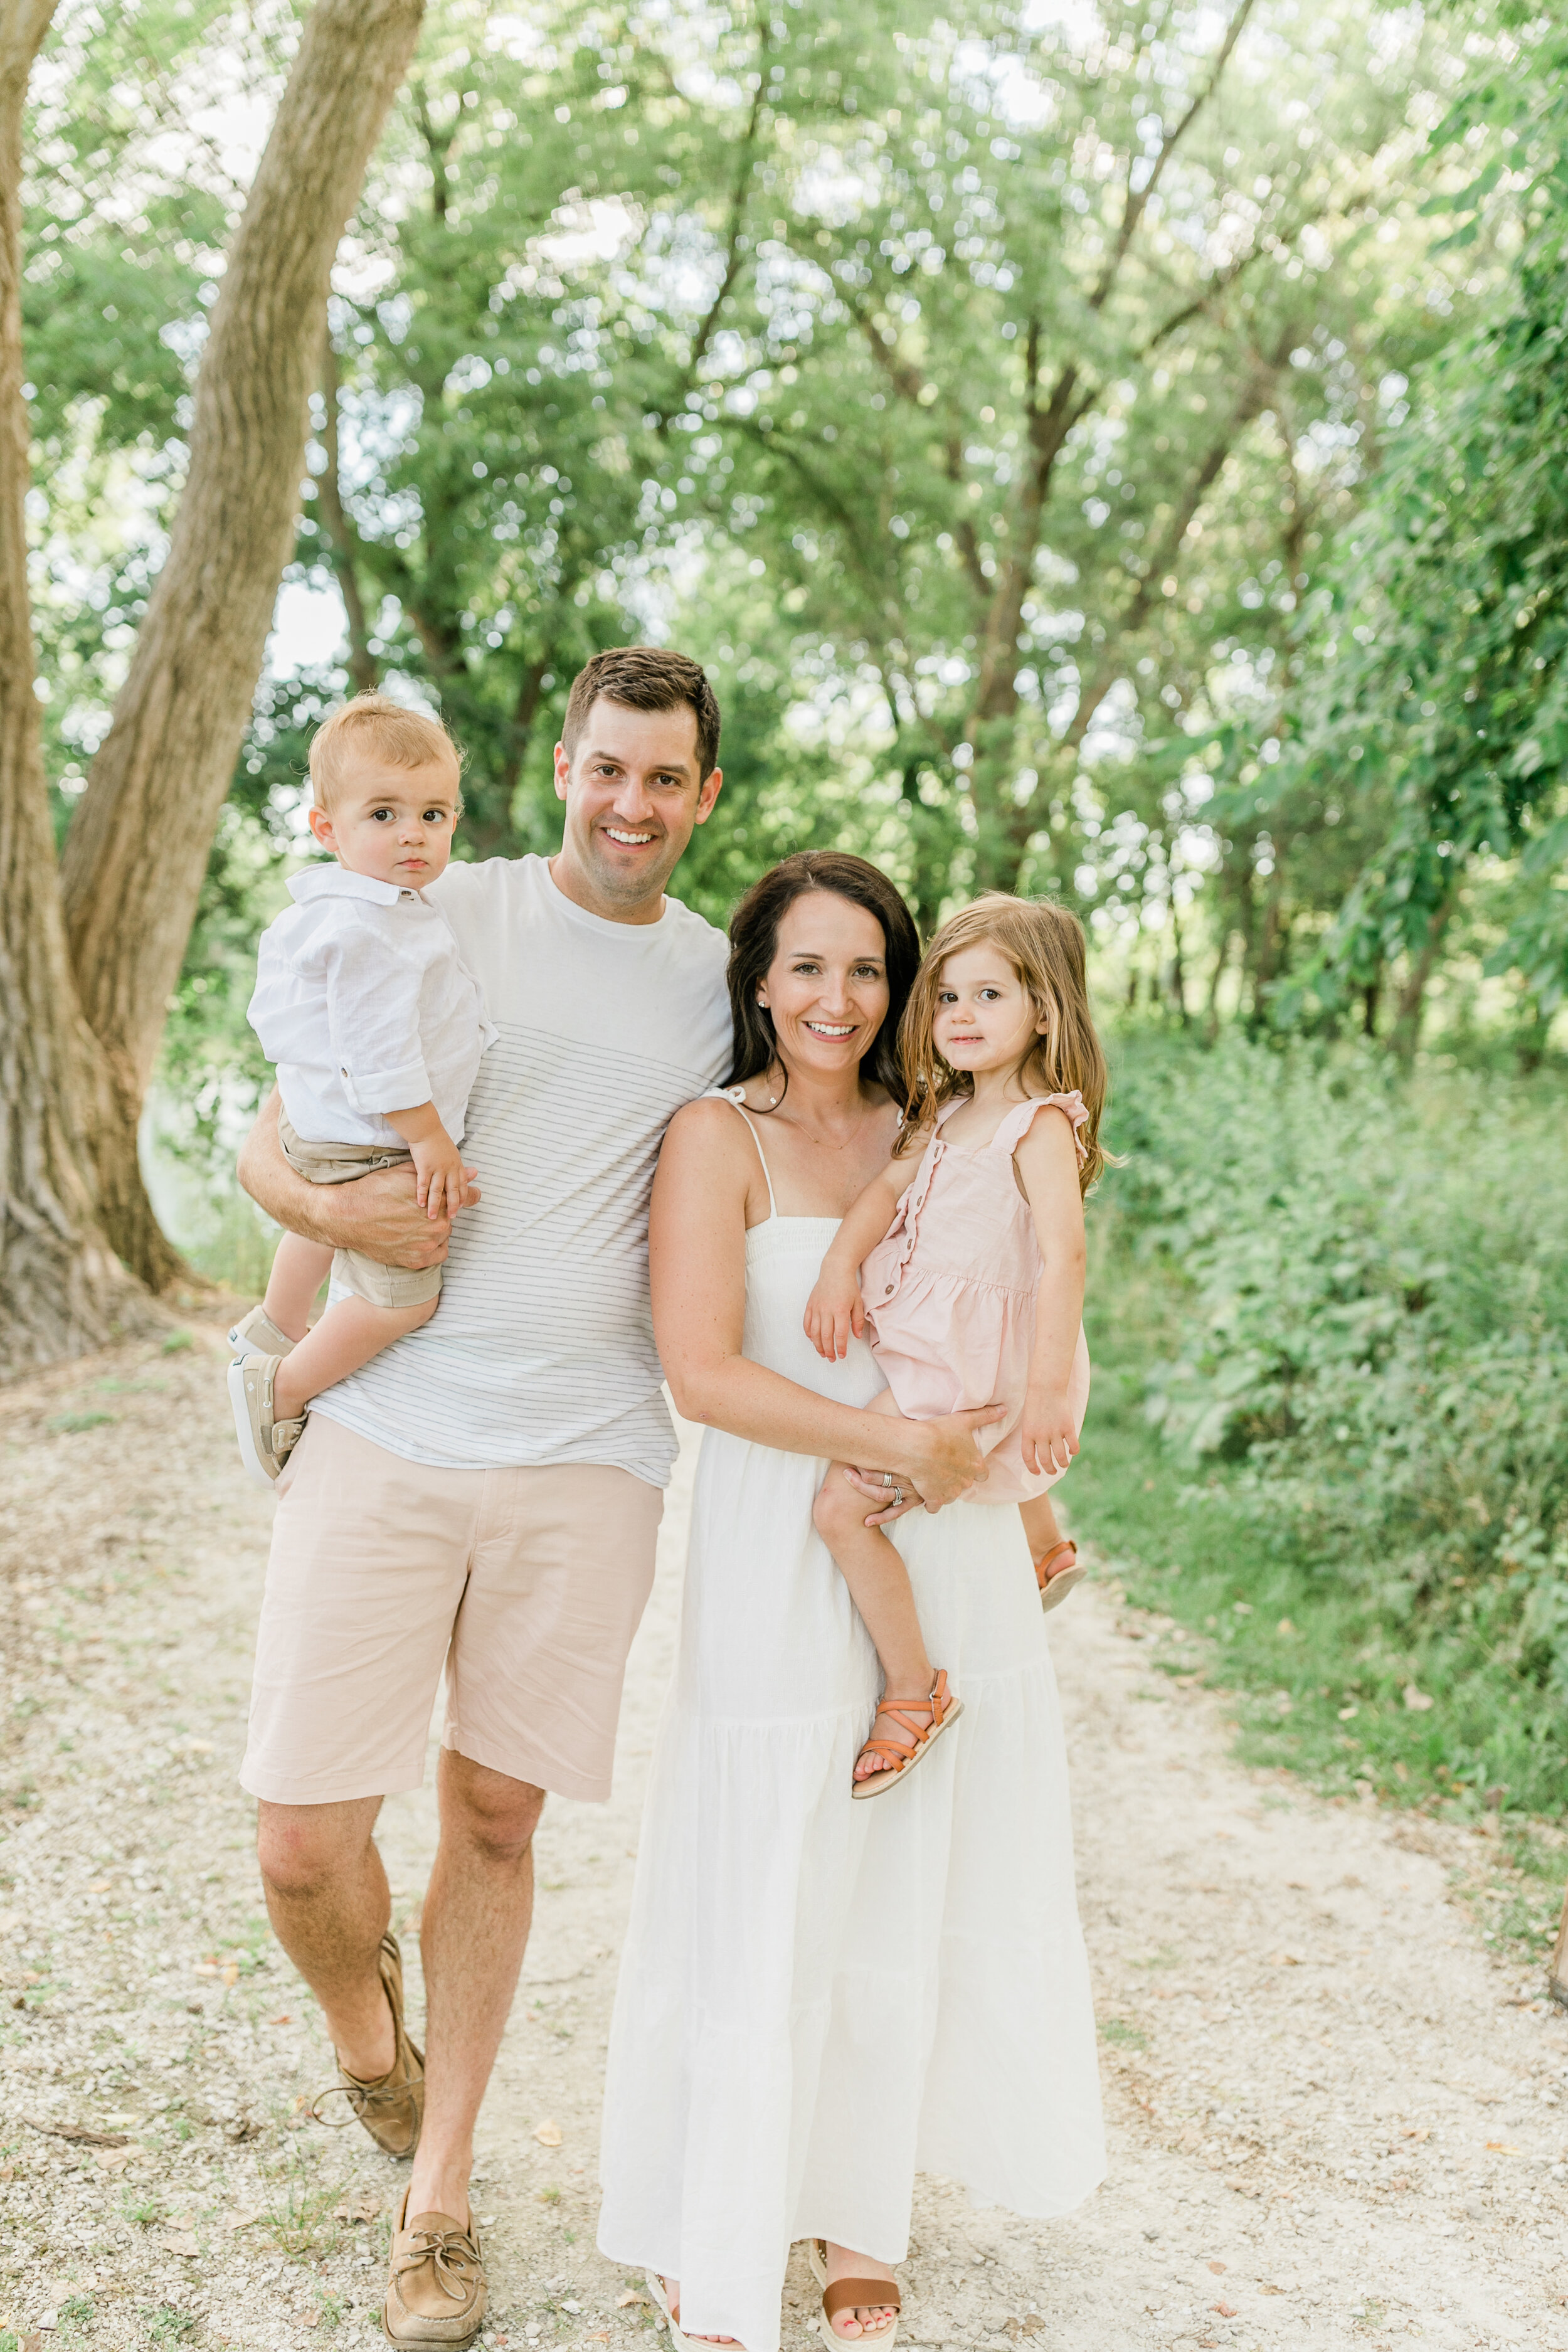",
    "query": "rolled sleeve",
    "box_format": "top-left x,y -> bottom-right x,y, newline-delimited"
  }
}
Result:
341,1053 -> 432,1116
